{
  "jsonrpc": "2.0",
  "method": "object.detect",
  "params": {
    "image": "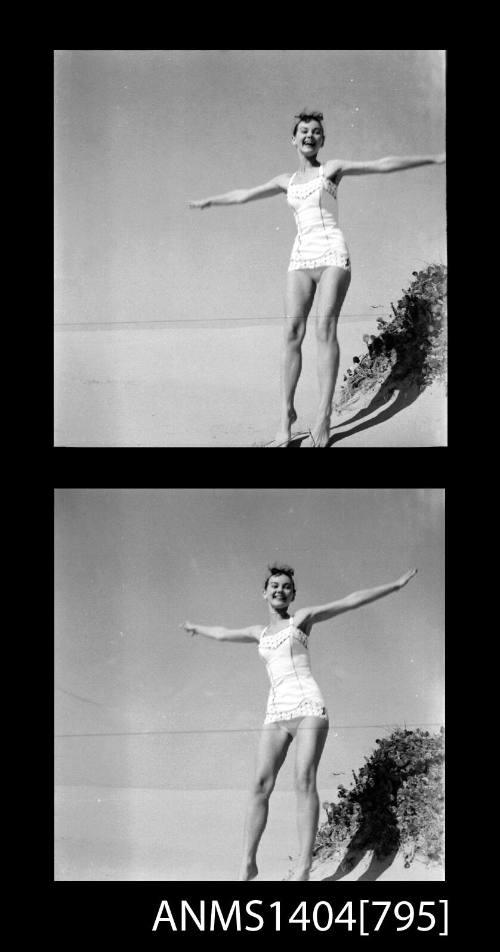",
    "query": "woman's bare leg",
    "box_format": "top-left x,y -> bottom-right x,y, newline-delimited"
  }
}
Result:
271,271 -> 316,446
304,266 -> 351,447
239,724 -> 292,879
292,717 -> 329,880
